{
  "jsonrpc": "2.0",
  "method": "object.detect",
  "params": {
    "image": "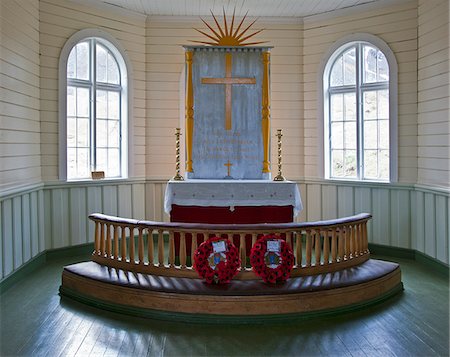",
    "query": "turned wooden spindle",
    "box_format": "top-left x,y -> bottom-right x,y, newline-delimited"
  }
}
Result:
121,226 -> 127,261
345,225 -> 350,259
100,223 -> 105,256
305,230 -> 312,267
129,226 -> 135,263
295,231 -> 302,267
138,228 -> 144,264
191,234 -> 197,266
331,228 -> 337,263
239,233 -> 246,269
314,231 -> 321,266
113,225 -> 119,259
106,224 -> 112,257
180,232 -> 187,268
158,230 -> 164,266
148,229 -> 154,265
168,231 -> 175,267
323,230 -> 330,265
94,222 -> 100,254
338,228 -> 344,261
